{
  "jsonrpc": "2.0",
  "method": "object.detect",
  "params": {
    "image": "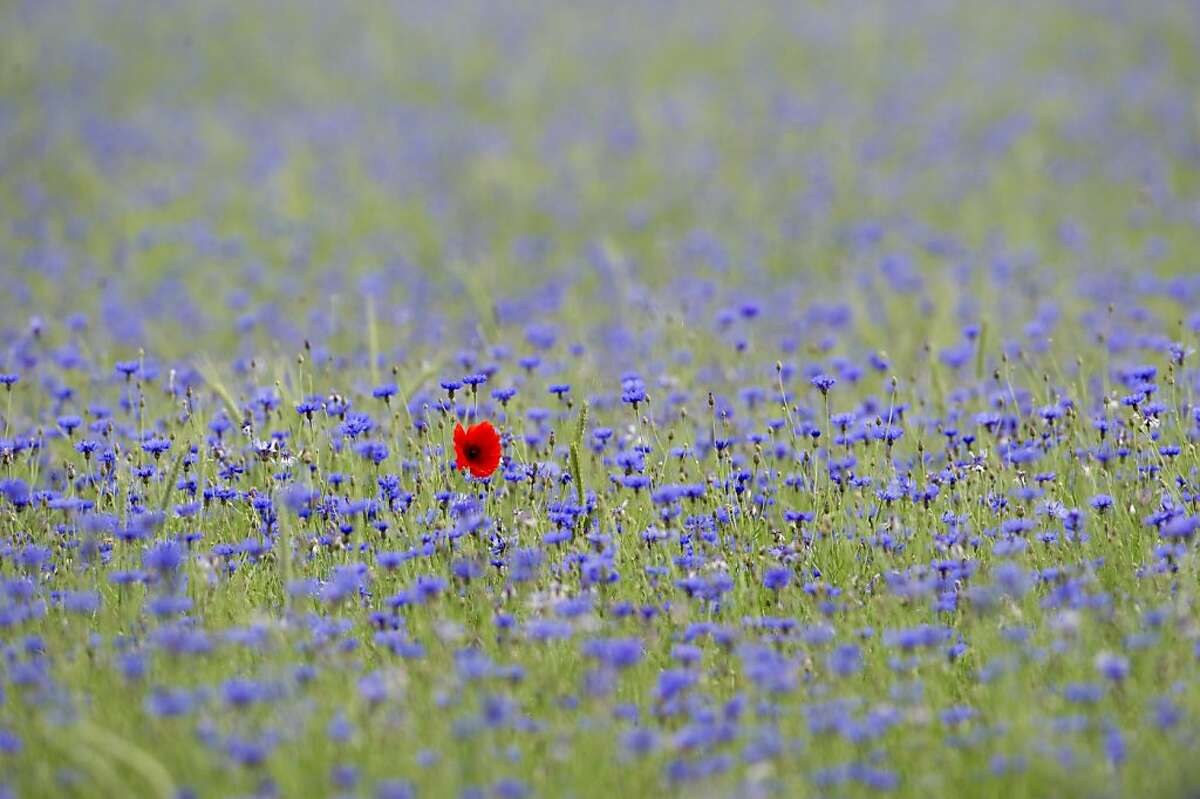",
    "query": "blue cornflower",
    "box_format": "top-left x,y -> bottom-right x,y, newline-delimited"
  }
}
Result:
143,539 -> 187,575
582,638 -> 643,670
295,398 -> 322,419
0,479 -> 30,509
327,713 -> 354,742
225,734 -> 274,767
372,383 -> 398,401
623,728 -> 658,757
1062,683 -> 1104,704
1162,515 -> 1198,540
141,438 -> 171,459
621,385 -> 647,408
57,415 -> 82,435
376,779 -> 415,799
61,590 -> 100,614
1105,724 -> 1126,768
222,677 -> 272,708
118,652 -> 146,682
325,396 -> 352,418
451,559 -> 482,582
331,765 -> 358,791
492,778 -> 529,799
883,624 -> 951,650
145,687 -> 193,717
810,373 -> 837,394
354,440 -> 389,465
145,595 -> 192,616
656,669 -> 696,701
1095,652 -> 1130,682
763,566 -> 791,591
827,644 -> 862,677
377,551 -> 404,571
671,644 -> 704,666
